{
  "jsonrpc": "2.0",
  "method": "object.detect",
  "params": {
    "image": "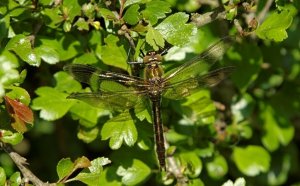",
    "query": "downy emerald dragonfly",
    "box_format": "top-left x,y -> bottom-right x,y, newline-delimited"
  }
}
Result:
64,37 -> 234,170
